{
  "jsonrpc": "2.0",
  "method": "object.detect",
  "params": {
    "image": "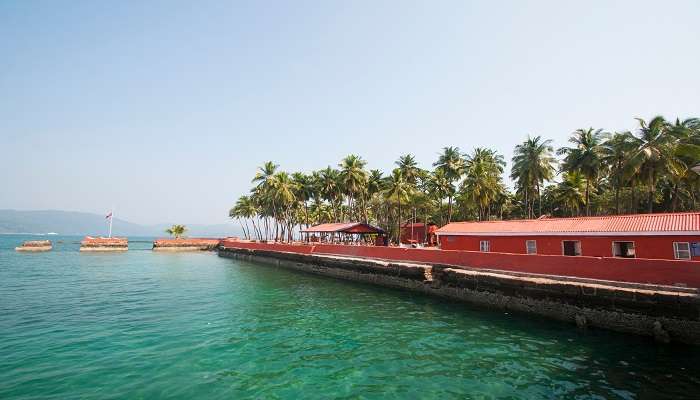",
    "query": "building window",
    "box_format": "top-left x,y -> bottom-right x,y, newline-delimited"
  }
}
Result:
674,242 -> 691,260
480,240 -> 490,252
562,240 -> 581,256
526,240 -> 537,254
612,241 -> 635,258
